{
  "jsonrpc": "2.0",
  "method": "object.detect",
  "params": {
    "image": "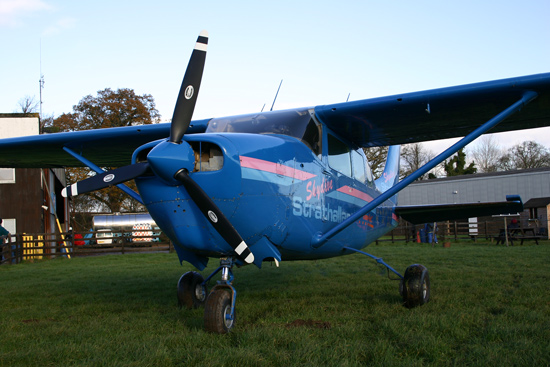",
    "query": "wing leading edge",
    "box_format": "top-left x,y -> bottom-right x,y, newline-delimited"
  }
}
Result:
315,73 -> 550,147
0,119 -> 210,168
